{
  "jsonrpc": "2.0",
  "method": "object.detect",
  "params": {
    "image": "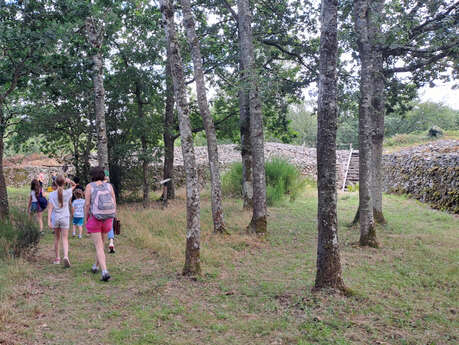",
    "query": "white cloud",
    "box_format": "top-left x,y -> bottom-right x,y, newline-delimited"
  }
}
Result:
419,81 -> 459,110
